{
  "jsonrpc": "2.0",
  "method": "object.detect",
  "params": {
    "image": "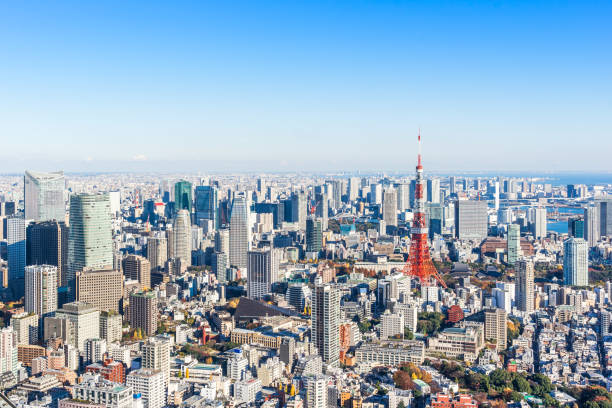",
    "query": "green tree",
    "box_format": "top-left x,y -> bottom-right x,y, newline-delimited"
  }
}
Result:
404,327 -> 414,340
512,375 -> 531,394
489,369 -> 511,388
